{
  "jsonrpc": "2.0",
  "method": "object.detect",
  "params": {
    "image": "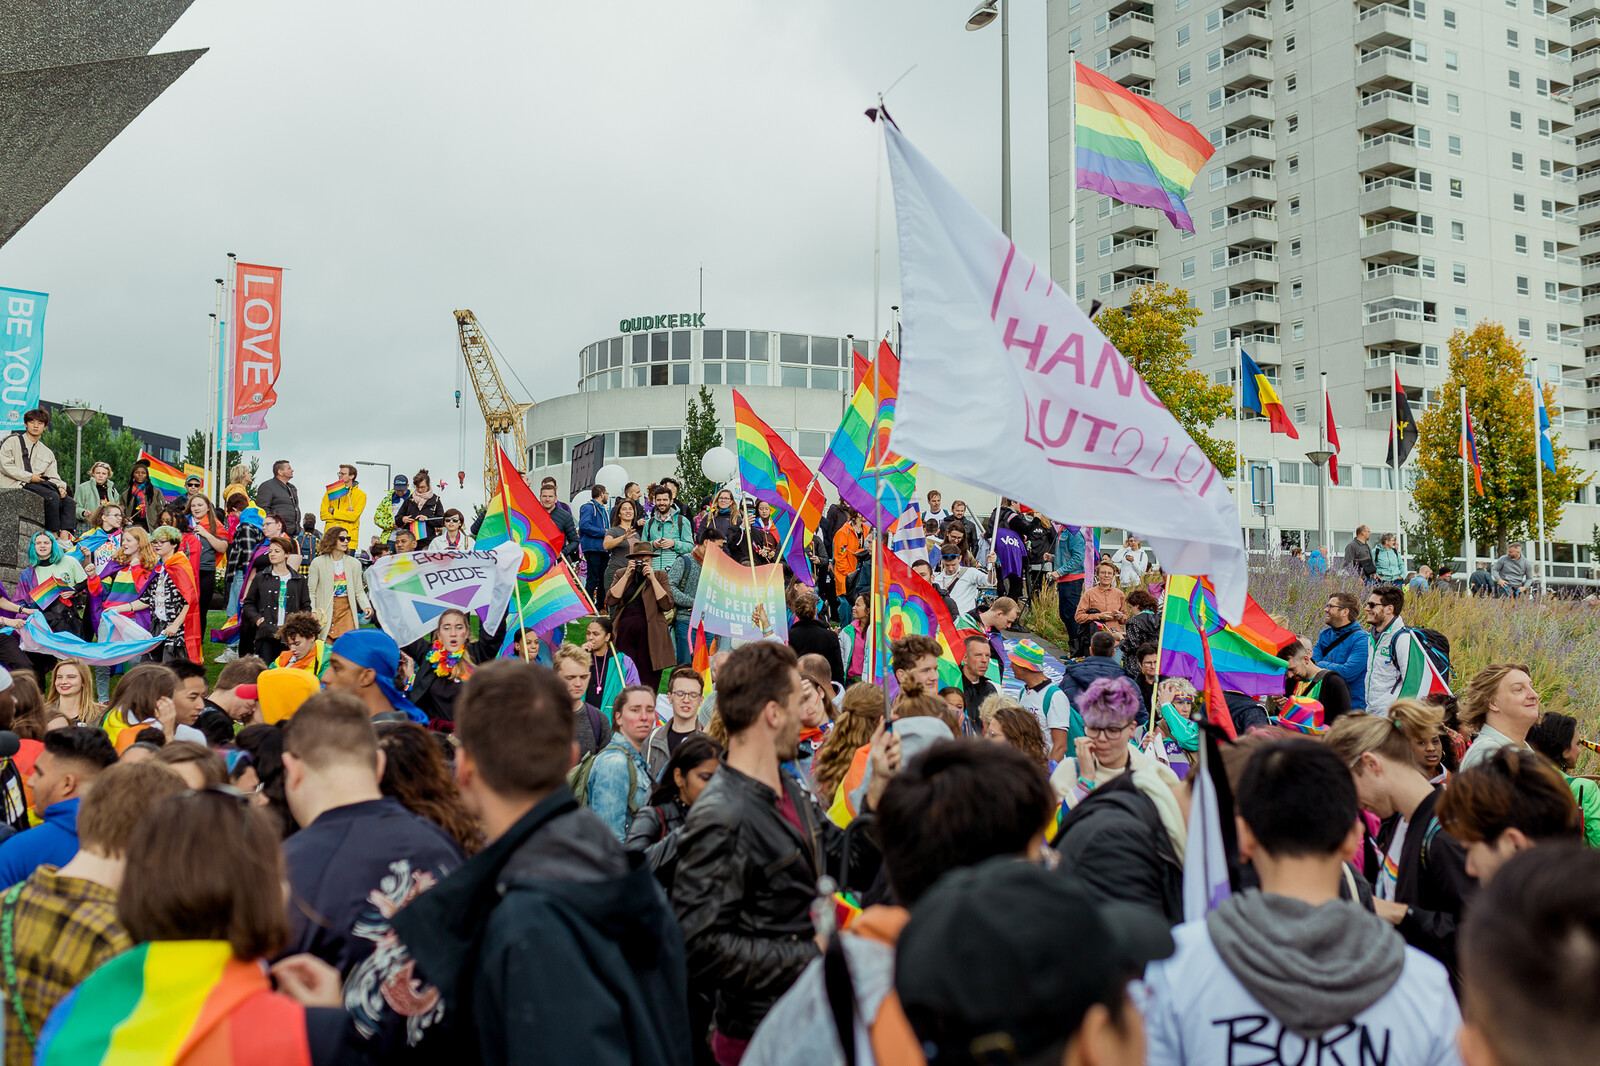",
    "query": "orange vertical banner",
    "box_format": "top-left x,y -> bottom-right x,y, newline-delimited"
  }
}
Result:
231,263 -> 284,420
